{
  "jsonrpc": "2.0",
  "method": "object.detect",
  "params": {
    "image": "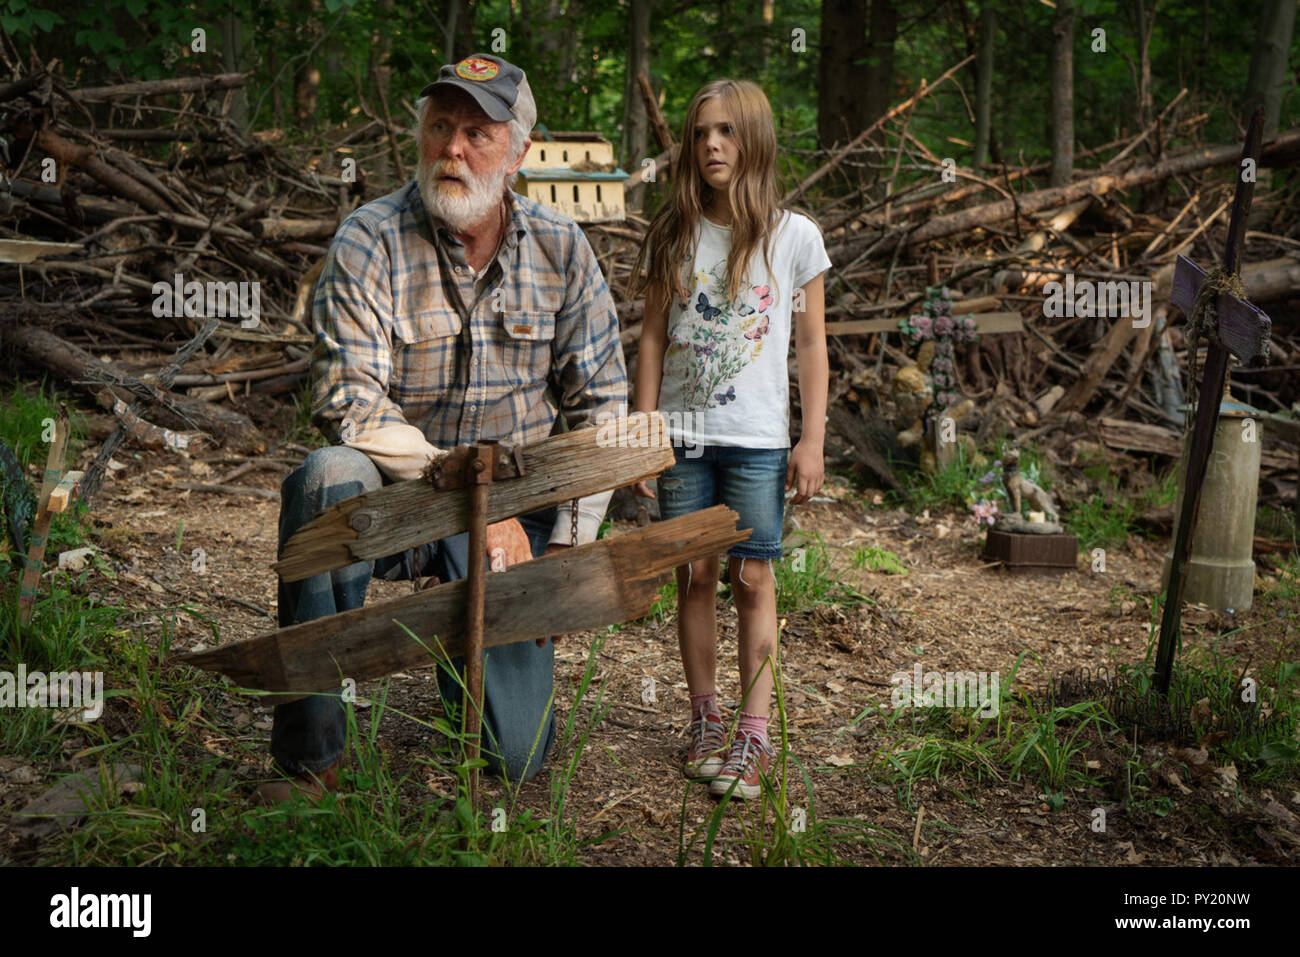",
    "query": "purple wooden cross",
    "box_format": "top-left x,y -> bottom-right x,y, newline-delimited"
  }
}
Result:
1154,108 -> 1272,694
